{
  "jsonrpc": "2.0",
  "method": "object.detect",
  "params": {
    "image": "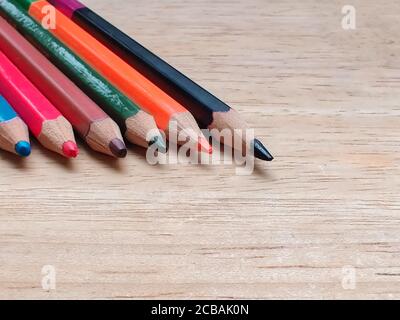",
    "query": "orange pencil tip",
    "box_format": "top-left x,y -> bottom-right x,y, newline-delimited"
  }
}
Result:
198,137 -> 213,154
62,141 -> 79,158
